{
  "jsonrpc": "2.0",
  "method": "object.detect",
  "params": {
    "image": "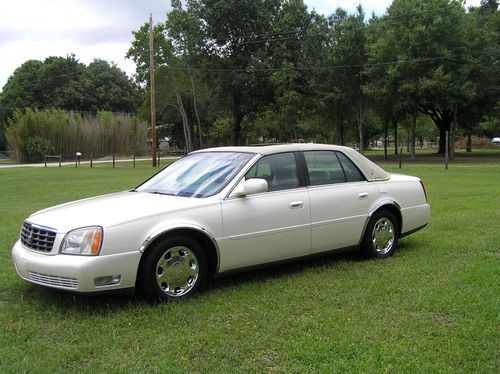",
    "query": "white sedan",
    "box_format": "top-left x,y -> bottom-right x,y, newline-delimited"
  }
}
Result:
12,144 -> 430,301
